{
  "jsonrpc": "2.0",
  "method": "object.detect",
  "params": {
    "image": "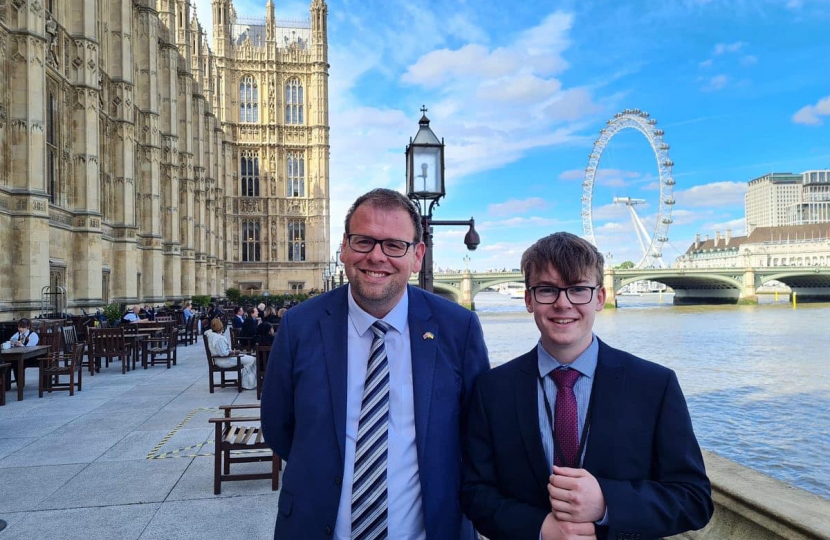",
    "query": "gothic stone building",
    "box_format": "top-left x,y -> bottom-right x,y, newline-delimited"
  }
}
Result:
0,0 -> 330,319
